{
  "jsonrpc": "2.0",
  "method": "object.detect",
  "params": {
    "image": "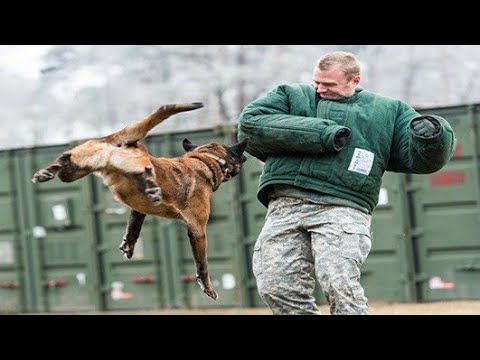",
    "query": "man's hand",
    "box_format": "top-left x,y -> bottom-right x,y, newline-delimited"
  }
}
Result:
333,128 -> 351,150
411,118 -> 438,138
